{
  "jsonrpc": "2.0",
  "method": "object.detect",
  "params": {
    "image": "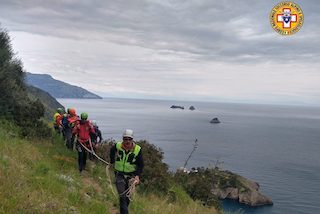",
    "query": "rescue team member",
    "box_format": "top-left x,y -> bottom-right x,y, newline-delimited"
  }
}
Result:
89,120 -> 103,160
110,129 -> 144,214
53,108 -> 64,134
90,120 -> 103,144
73,112 -> 95,173
62,108 -> 78,150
